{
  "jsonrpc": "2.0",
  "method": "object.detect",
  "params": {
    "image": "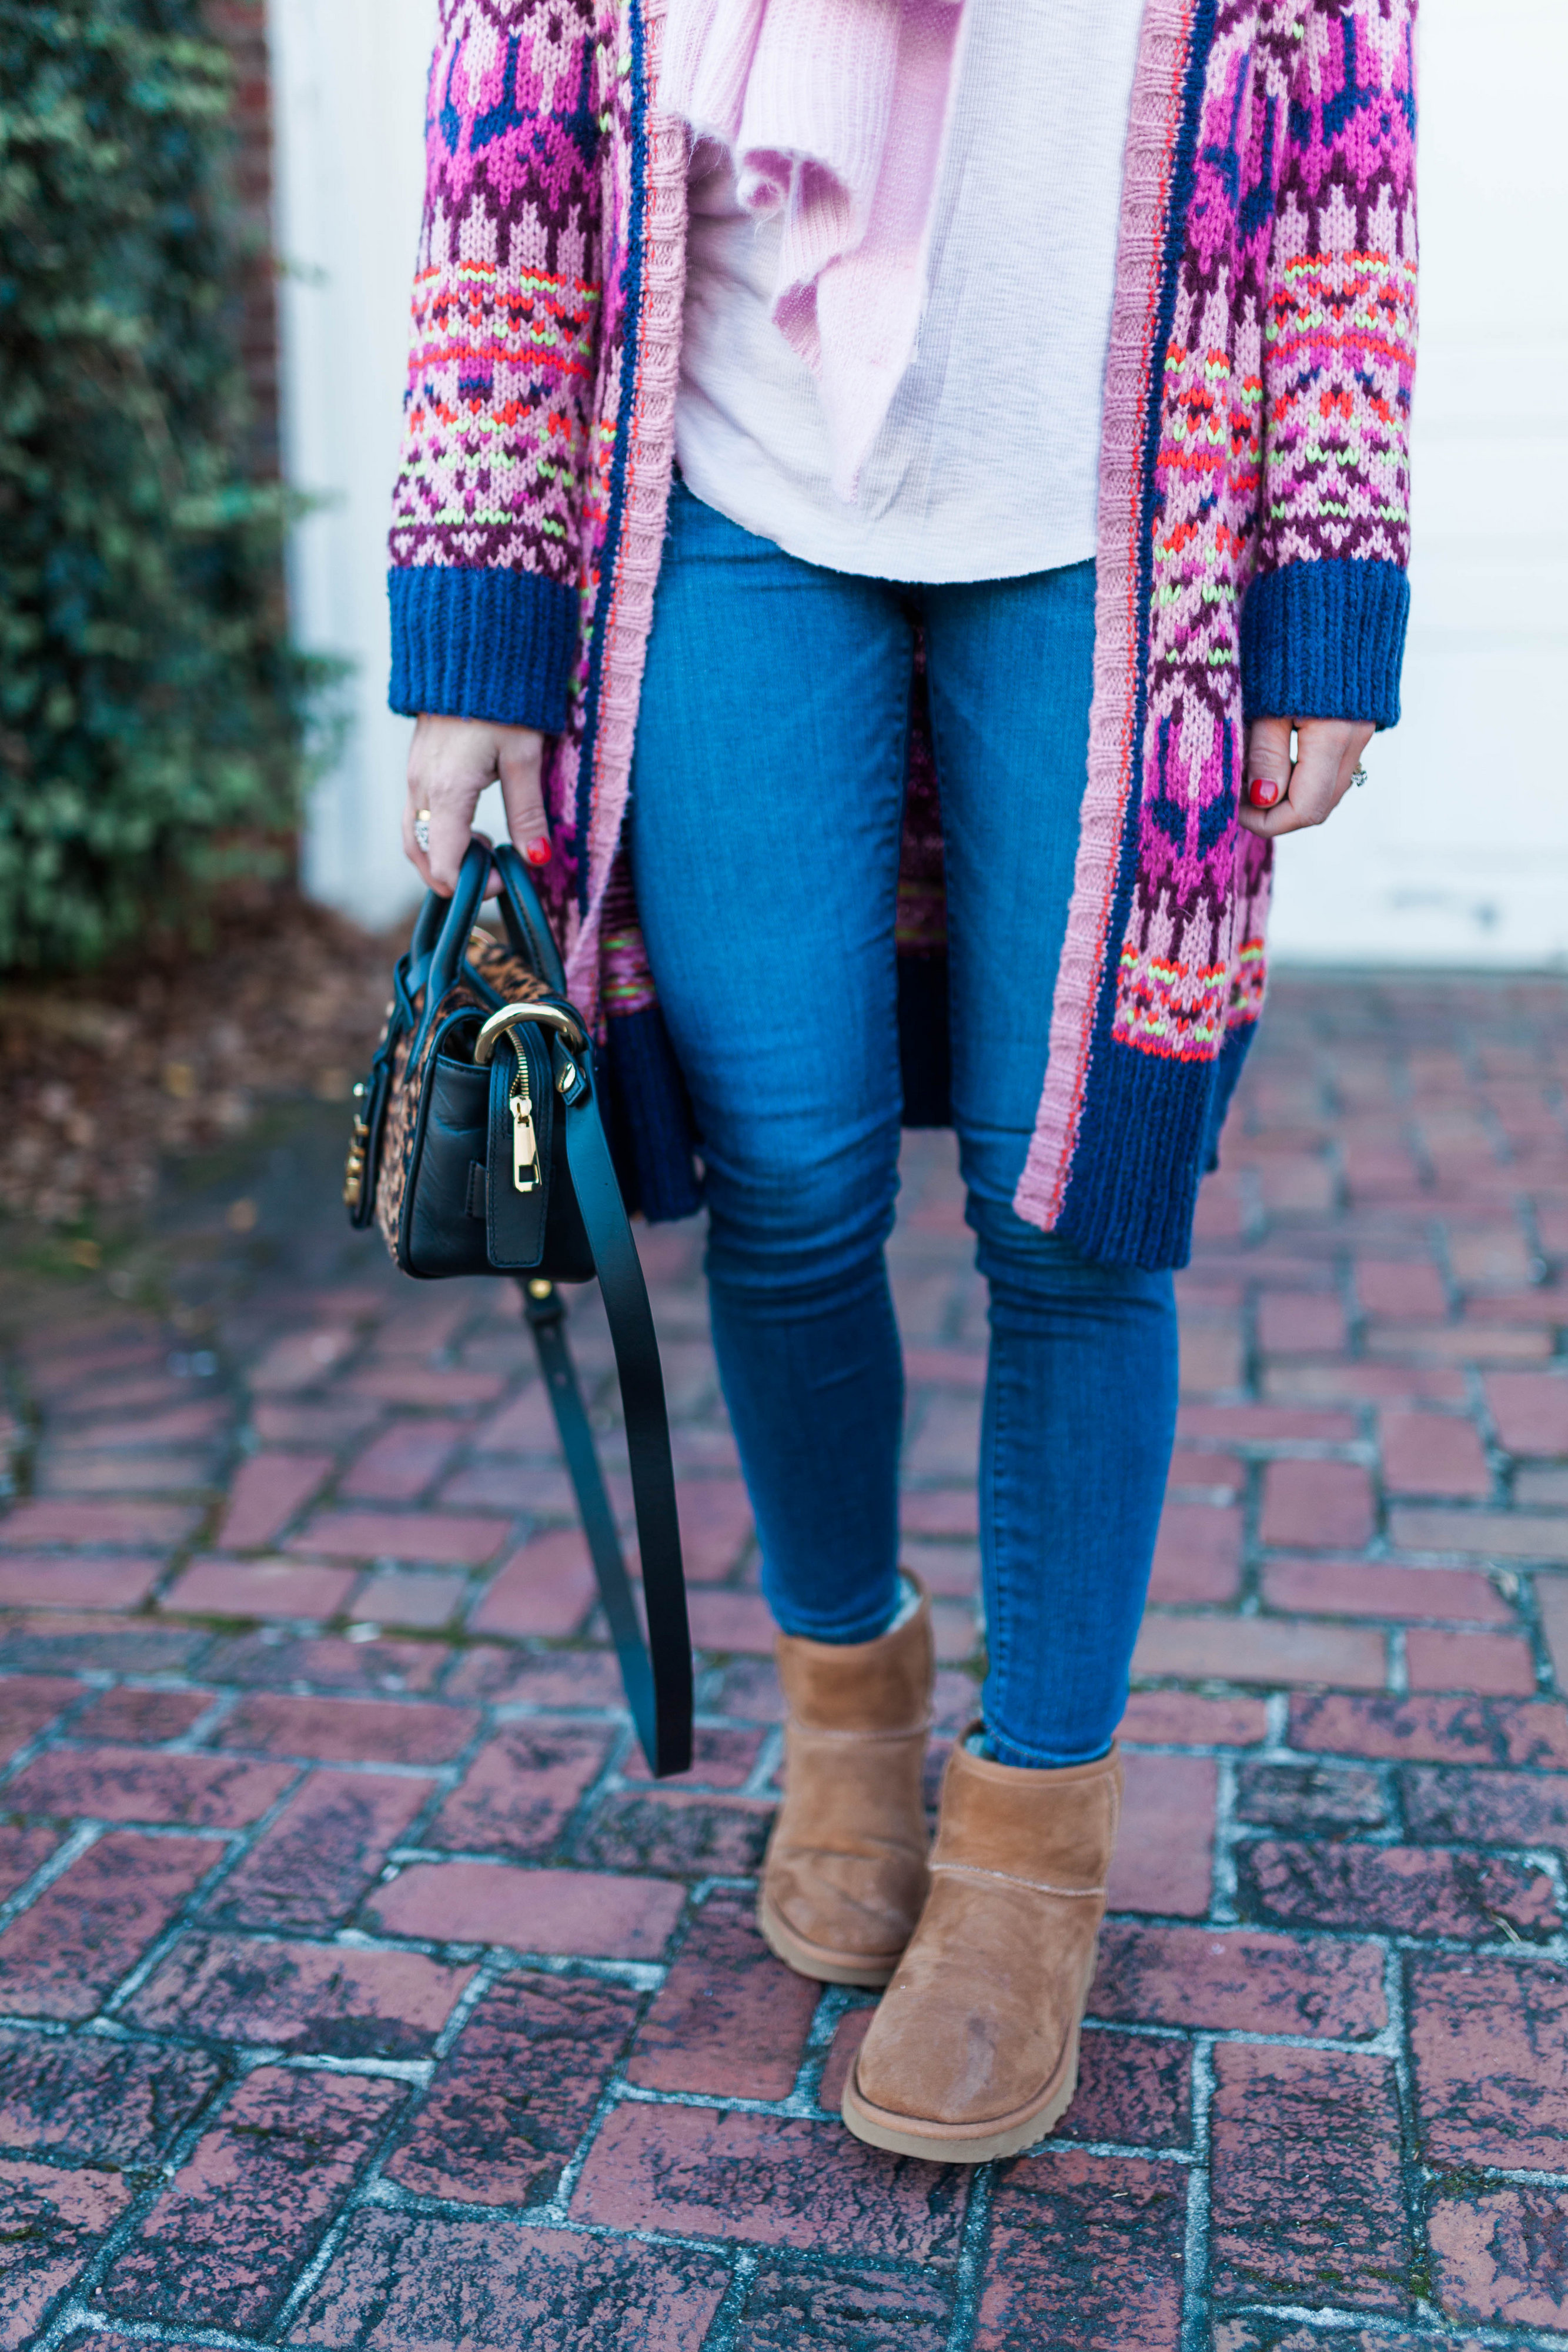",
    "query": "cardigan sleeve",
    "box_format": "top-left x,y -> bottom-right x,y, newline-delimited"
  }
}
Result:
1239,0 -> 1419,730
386,0 -> 605,735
